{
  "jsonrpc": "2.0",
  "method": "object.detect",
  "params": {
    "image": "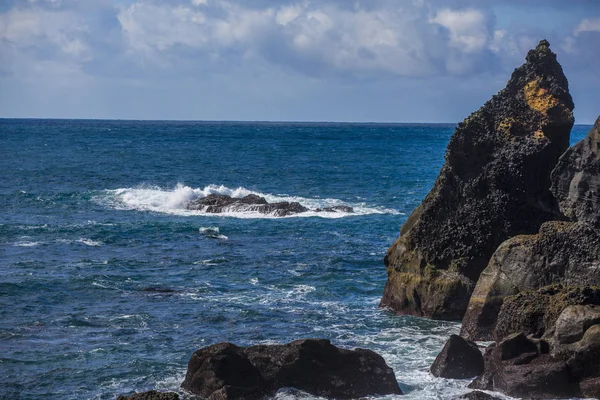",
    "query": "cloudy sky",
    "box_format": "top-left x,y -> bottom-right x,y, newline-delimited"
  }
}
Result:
1,0 -> 599,123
